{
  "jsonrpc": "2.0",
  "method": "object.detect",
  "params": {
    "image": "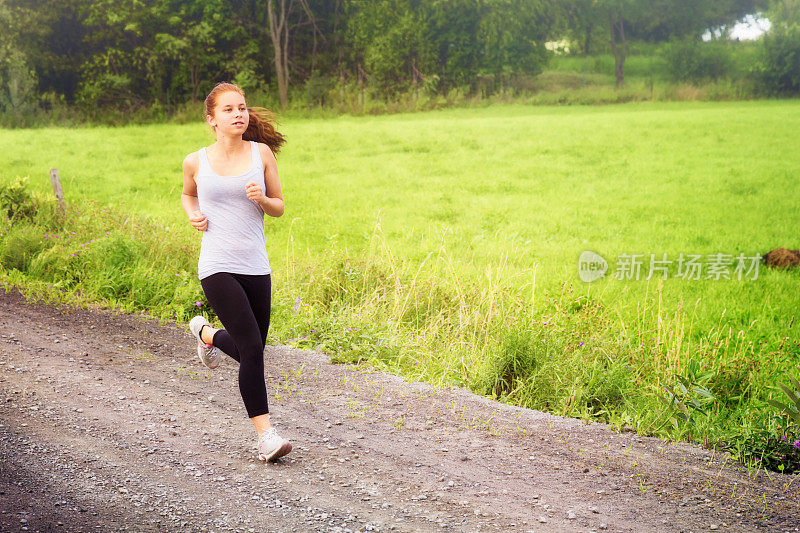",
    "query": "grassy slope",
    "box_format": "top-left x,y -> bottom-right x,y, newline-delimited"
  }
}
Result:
5,100 -> 798,337
2,100 -> 799,463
